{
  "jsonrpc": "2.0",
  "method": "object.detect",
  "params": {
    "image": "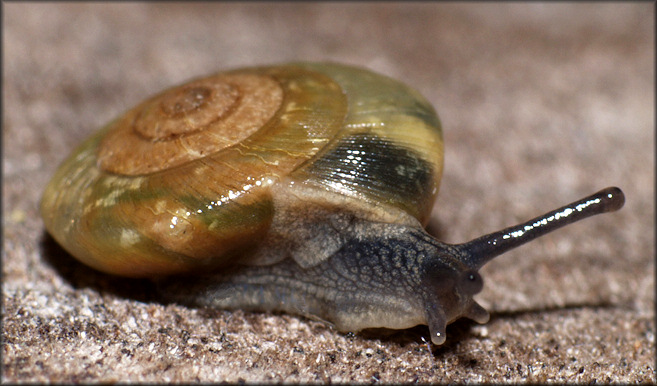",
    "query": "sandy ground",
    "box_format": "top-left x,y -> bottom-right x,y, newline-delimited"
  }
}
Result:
3,3 -> 654,383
